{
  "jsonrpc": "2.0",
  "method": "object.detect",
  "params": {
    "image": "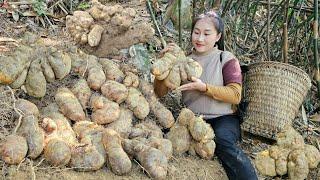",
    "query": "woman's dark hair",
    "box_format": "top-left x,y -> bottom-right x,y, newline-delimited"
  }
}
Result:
191,11 -> 225,51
